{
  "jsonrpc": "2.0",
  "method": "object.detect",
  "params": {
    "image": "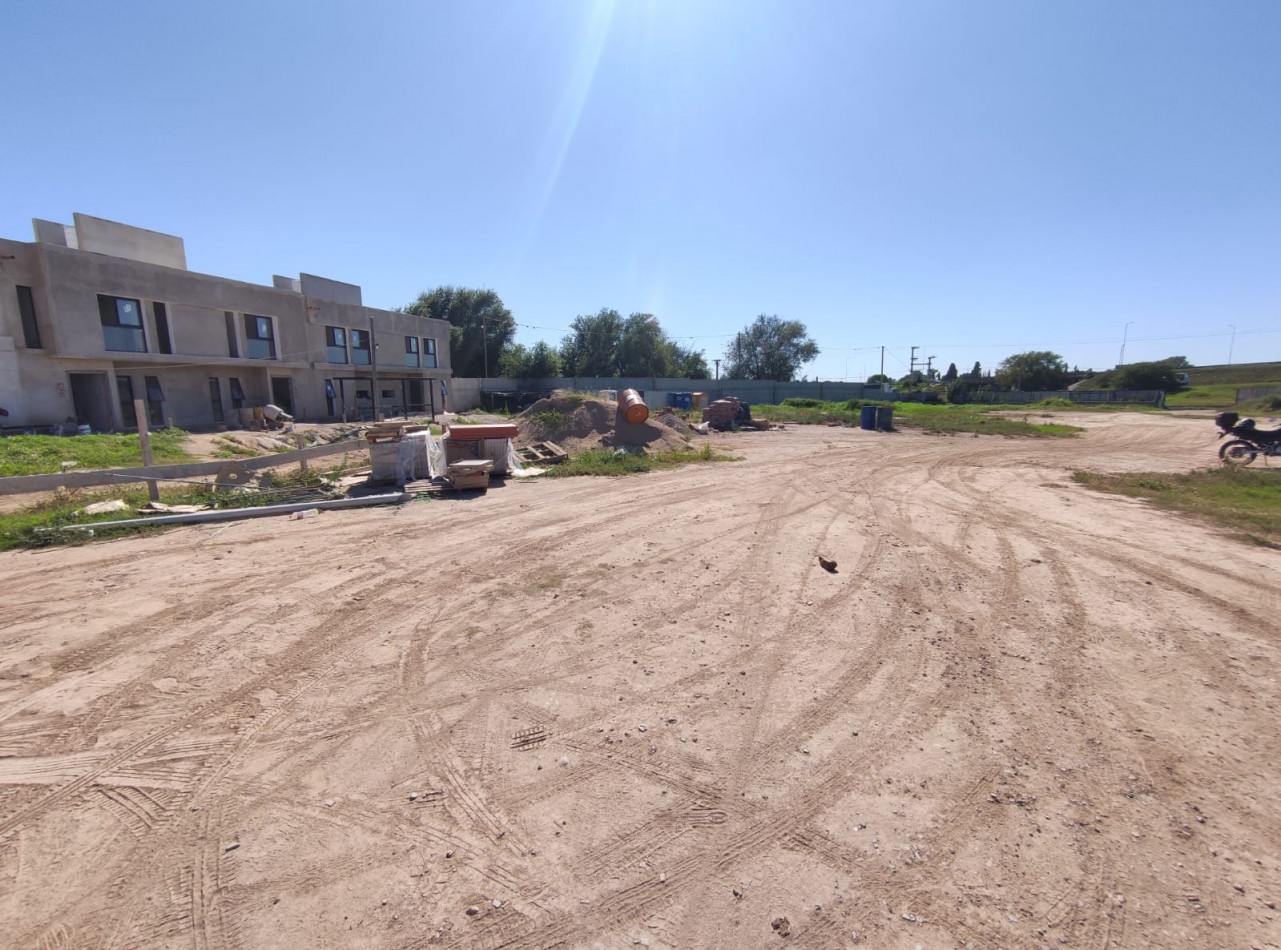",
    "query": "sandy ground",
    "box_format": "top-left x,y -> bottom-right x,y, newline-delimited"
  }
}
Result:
1,413 -> 1278,949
